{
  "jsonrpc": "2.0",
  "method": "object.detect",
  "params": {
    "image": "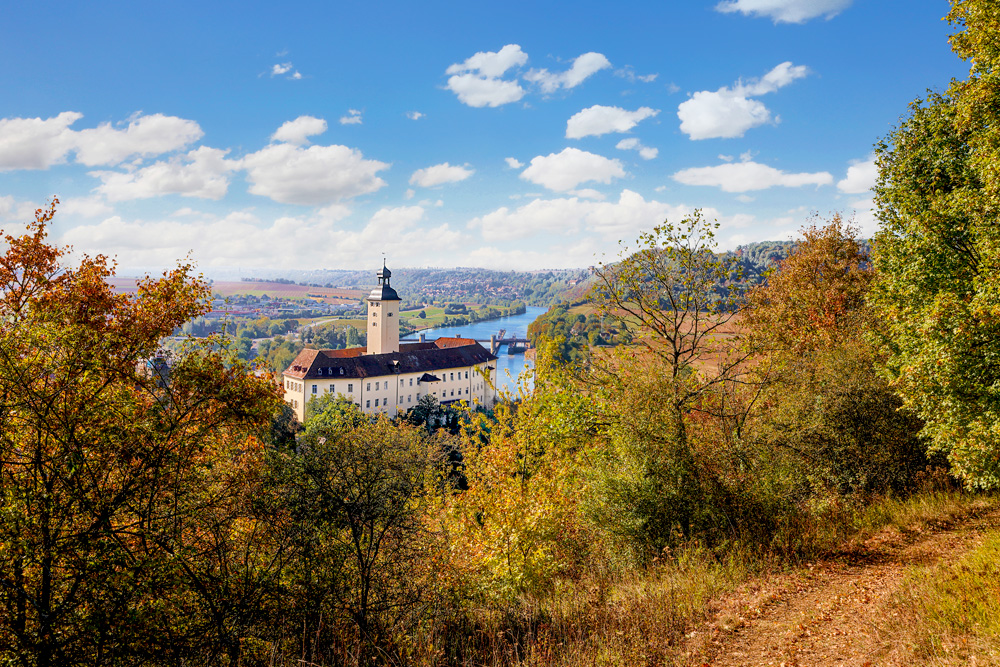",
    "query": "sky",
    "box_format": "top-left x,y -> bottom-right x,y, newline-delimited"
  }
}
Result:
0,0 -> 969,274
